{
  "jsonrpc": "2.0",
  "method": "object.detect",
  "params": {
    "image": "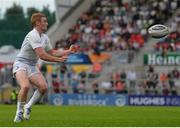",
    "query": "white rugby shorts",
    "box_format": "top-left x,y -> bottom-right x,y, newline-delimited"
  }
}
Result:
13,61 -> 40,78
